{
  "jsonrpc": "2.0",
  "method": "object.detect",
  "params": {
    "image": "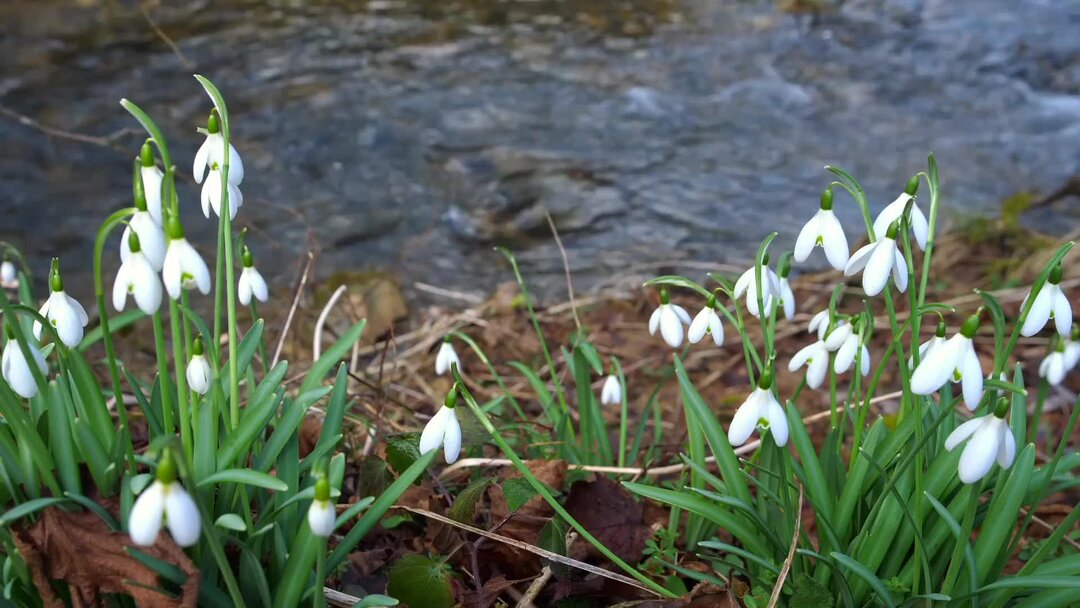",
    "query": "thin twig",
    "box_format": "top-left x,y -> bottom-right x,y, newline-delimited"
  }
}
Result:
768,485 -> 803,608
0,106 -> 135,148
545,210 -> 581,332
313,284 -> 348,361
138,2 -> 195,69
516,532 -> 578,608
272,251 -> 314,368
